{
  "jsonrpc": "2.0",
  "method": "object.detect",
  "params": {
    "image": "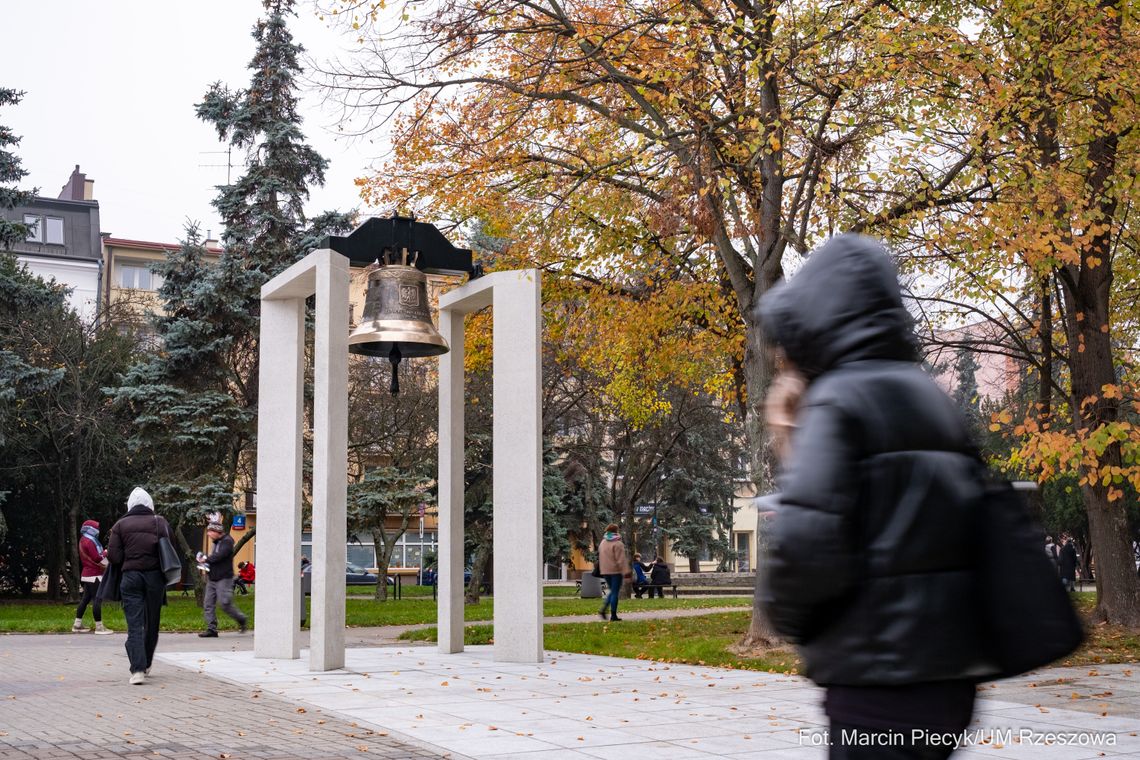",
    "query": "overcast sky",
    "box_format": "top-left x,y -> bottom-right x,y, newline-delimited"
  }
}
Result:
1,1 -> 382,244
